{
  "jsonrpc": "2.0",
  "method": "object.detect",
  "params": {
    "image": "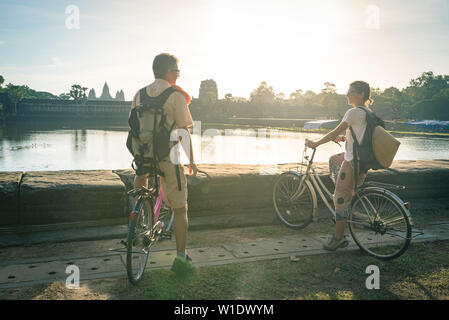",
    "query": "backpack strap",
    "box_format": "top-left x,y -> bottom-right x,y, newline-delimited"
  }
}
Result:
357,106 -> 385,129
349,126 -> 361,192
139,86 -> 176,109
